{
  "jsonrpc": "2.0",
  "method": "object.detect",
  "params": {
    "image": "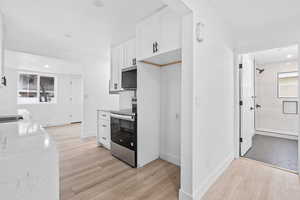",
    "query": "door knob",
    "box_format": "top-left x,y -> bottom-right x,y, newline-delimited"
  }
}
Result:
256,104 -> 262,108
250,107 -> 254,110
